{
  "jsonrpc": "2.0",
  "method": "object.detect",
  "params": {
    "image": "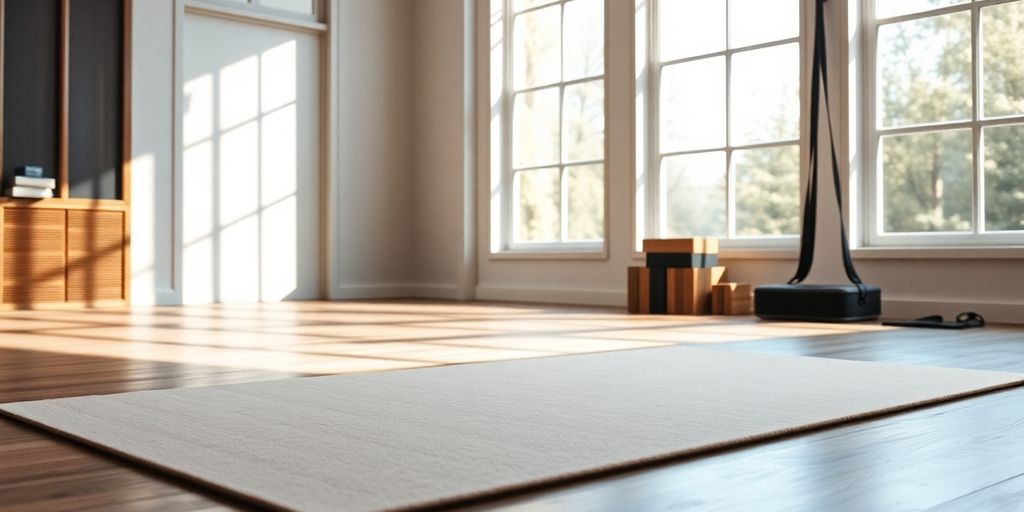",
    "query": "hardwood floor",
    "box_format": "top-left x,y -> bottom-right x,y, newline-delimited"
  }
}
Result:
0,300 -> 1021,511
